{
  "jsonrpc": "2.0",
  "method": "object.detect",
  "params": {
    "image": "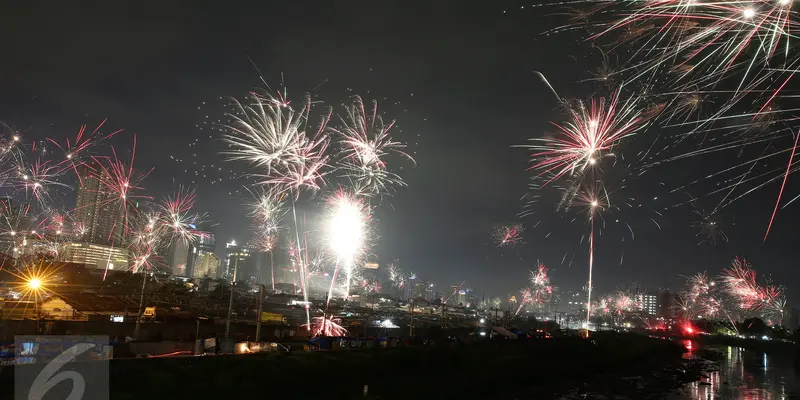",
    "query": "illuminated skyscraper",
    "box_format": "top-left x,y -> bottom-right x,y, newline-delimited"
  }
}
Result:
636,293 -> 658,316
165,238 -> 190,276
223,239 -> 251,282
448,285 -> 459,305
73,164 -> 127,246
414,281 -> 427,299
62,242 -> 130,271
192,251 -> 220,279
188,224 -> 217,278
457,290 -> 467,306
